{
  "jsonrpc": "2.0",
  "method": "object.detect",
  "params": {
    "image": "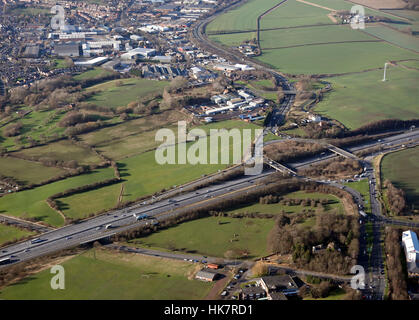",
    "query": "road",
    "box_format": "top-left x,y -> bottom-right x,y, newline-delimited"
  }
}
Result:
0,171 -> 274,267
0,214 -> 53,233
1,129 -> 417,270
